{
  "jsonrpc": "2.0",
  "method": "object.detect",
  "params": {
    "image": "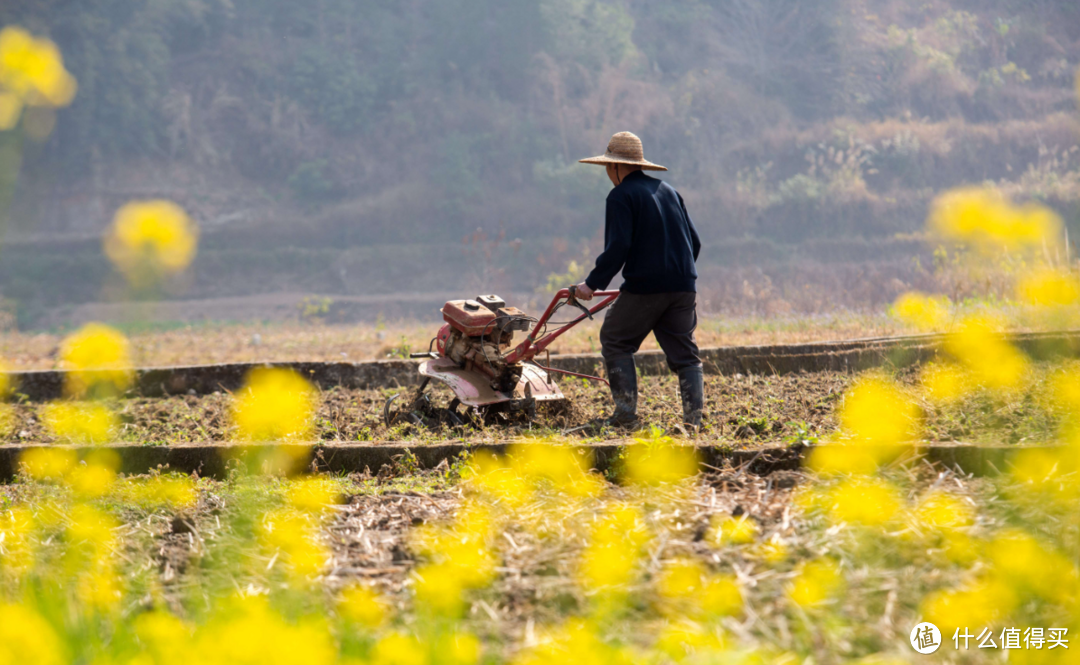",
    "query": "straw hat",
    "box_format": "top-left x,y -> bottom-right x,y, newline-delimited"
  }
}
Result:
579,131 -> 667,171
